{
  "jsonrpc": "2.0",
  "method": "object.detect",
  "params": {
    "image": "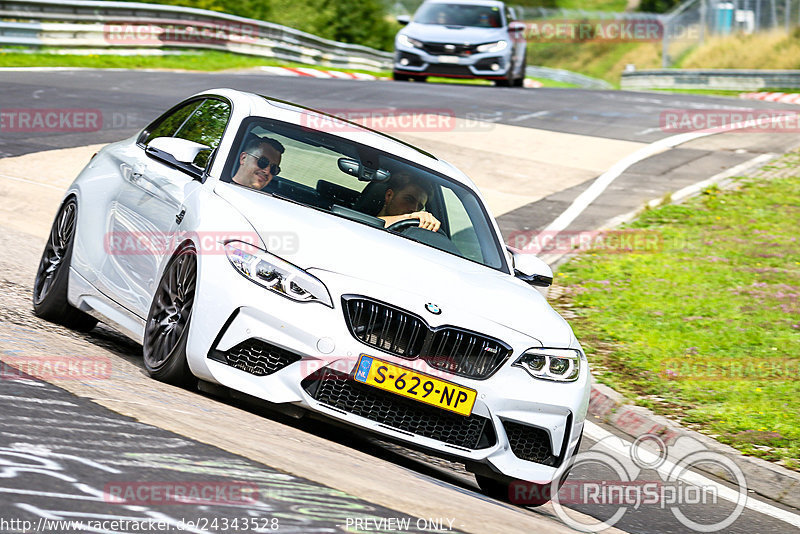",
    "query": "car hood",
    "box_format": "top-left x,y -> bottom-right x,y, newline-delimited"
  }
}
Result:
402,23 -> 507,44
216,184 -> 573,346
